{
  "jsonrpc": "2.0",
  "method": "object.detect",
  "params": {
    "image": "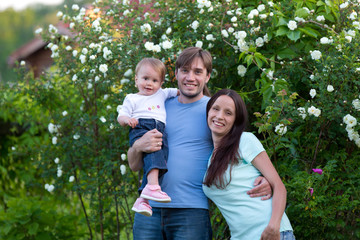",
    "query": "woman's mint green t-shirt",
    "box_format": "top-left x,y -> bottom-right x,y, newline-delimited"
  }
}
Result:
203,132 -> 293,240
